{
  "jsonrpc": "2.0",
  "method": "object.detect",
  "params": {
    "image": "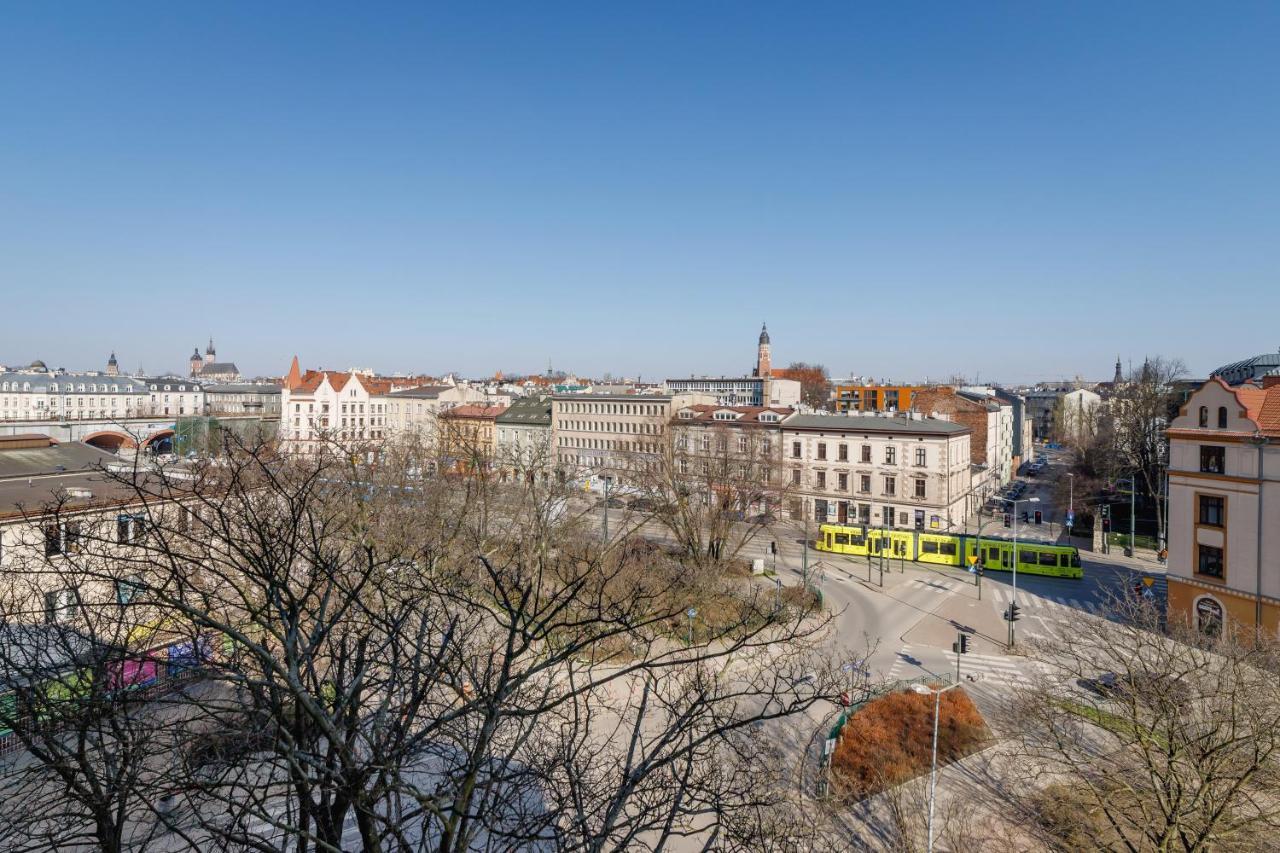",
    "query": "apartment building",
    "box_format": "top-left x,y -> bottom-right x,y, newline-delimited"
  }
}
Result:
280,369 -> 392,452
204,384 -> 283,416
439,404 -> 508,469
831,384 -> 926,414
0,363 -> 150,422
912,387 -> 1015,502
495,395 -> 553,470
551,392 -> 711,478
780,413 -> 971,530
379,384 -> 488,443
140,376 -> 206,418
1165,374 -> 1280,637
669,405 -> 790,513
